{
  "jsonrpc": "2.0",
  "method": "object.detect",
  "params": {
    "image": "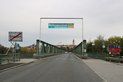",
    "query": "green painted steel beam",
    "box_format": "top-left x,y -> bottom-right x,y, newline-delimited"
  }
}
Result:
36,40 -> 66,56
